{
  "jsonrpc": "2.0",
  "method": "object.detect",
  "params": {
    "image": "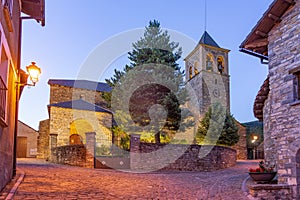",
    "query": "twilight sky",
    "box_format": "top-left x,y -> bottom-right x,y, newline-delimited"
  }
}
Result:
19,0 -> 272,130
